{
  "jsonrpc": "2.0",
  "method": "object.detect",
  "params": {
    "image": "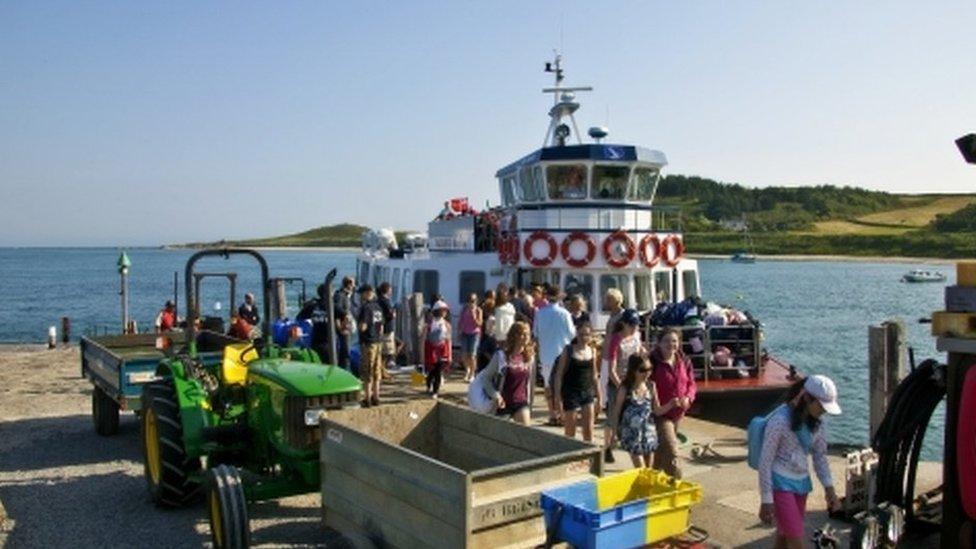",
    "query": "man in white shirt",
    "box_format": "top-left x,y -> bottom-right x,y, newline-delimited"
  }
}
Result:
533,285 -> 576,426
